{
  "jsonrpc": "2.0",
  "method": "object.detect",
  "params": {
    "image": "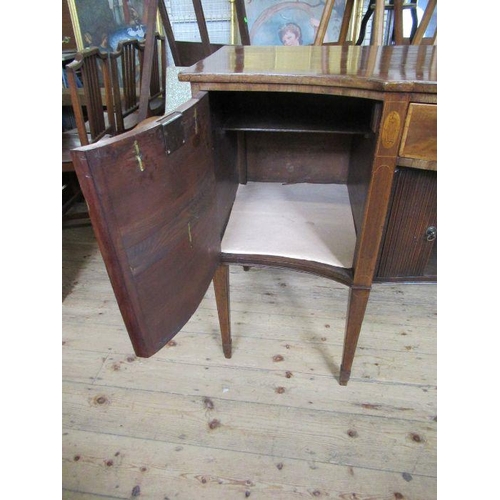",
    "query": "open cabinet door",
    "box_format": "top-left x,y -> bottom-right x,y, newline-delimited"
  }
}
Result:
71,92 -> 219,357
